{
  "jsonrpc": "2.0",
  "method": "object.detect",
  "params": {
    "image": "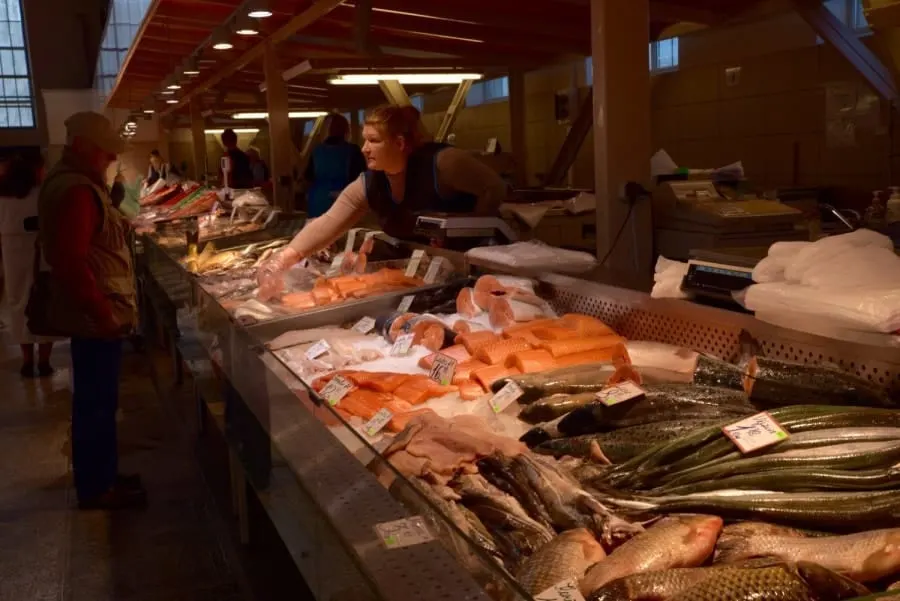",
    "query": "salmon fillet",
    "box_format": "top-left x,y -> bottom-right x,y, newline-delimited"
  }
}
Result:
280,292 -> 317,310
418,345 -> 471,369
473,275 -> 506,308
451,359 -> 489,384
475,337 -> 533,365
455,330 -> 500,355
557,314 -> 616,336
531,325 -> 581,341
502,318 -> 558,338
539,335 -> 624,358
554,346 -> 622,368
393,376 -> 458,405
509,349 -> 555,373
456,287 -> 482,318
458,381 -> 487,400
345,371 -> 410,393
472,364 -> 521,390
